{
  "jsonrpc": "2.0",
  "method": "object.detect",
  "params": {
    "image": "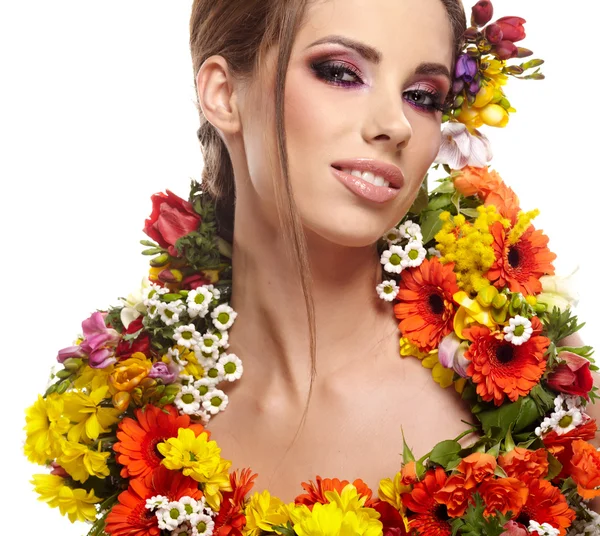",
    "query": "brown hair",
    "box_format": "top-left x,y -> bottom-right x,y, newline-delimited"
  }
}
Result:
190,0 -> 467,410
